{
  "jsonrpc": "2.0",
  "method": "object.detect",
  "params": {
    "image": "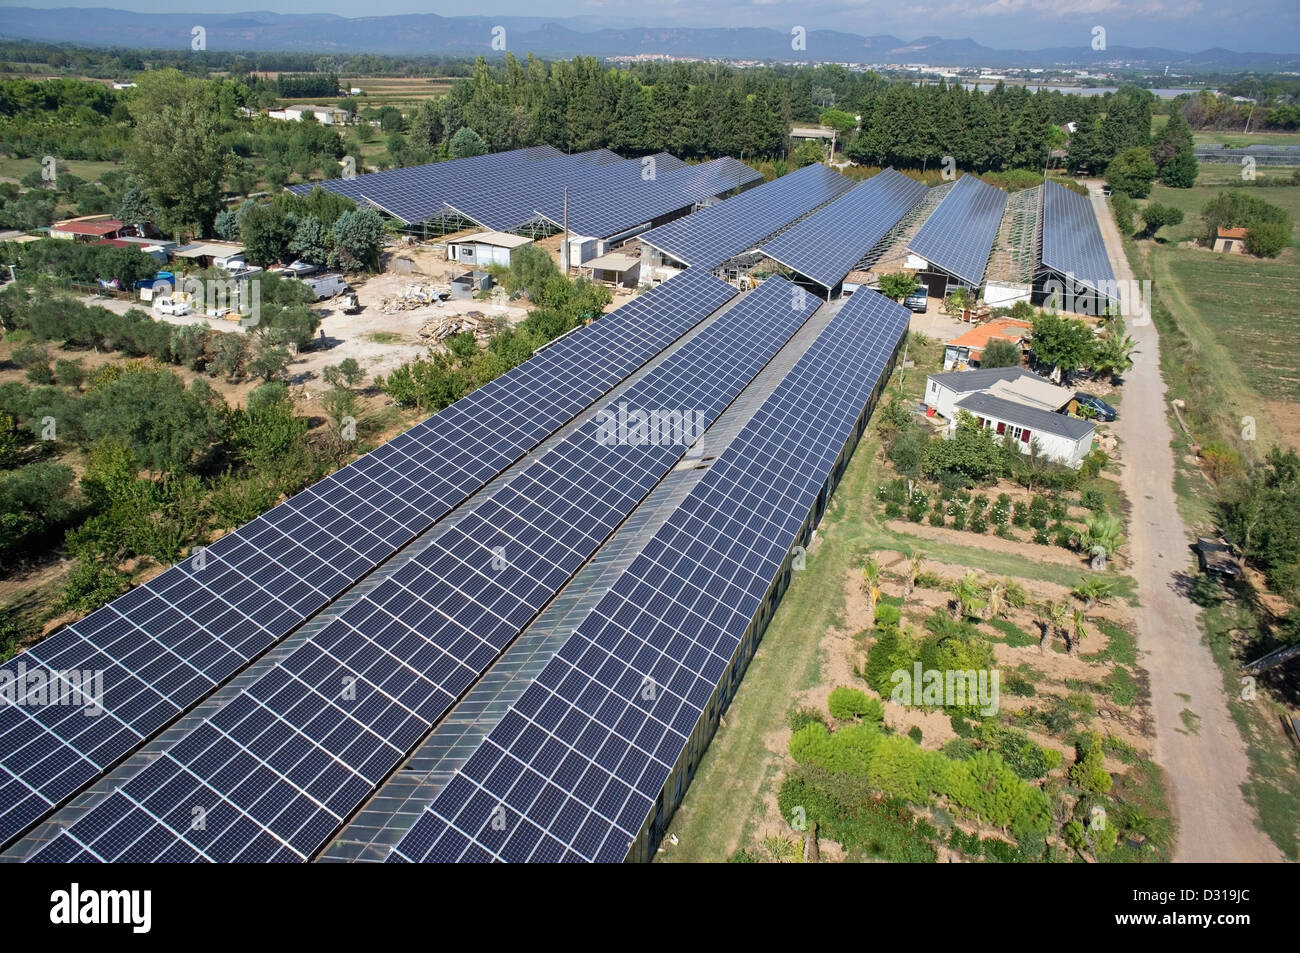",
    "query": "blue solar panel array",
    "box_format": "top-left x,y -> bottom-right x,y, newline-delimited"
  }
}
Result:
25,277 -> 819,863
287,147 -> 752,238
0,268 -> 736,851
445,152 -> 687,234
1040,181 -> 1115,298
761,168 -> 928,290
532,157 -> 763,239
907,174 -> 1008,287
388,289 -> 910,863
286,146 -> 570,224
638,163 -> 856,270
